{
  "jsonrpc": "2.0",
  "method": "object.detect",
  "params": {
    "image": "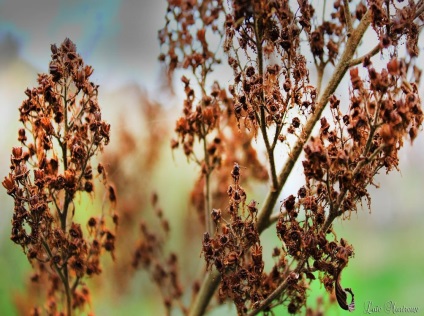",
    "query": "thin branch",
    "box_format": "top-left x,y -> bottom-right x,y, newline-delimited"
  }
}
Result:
322,0 -> 327,22
60,76 -> 72,316
415,2 -> 424,19
343,0 -> 353,34
325,167 -> 334,216
188,269 -> 220,316
349,44 -> 380,67
253,11 -> 279,191
60,77 -> 71,232
268,211 -> 285,226
41,238 -> 71,316
248,259 -> 306,316
204,171 -> 213,234
271,124 -> 280,150
49,188 -> 62,217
